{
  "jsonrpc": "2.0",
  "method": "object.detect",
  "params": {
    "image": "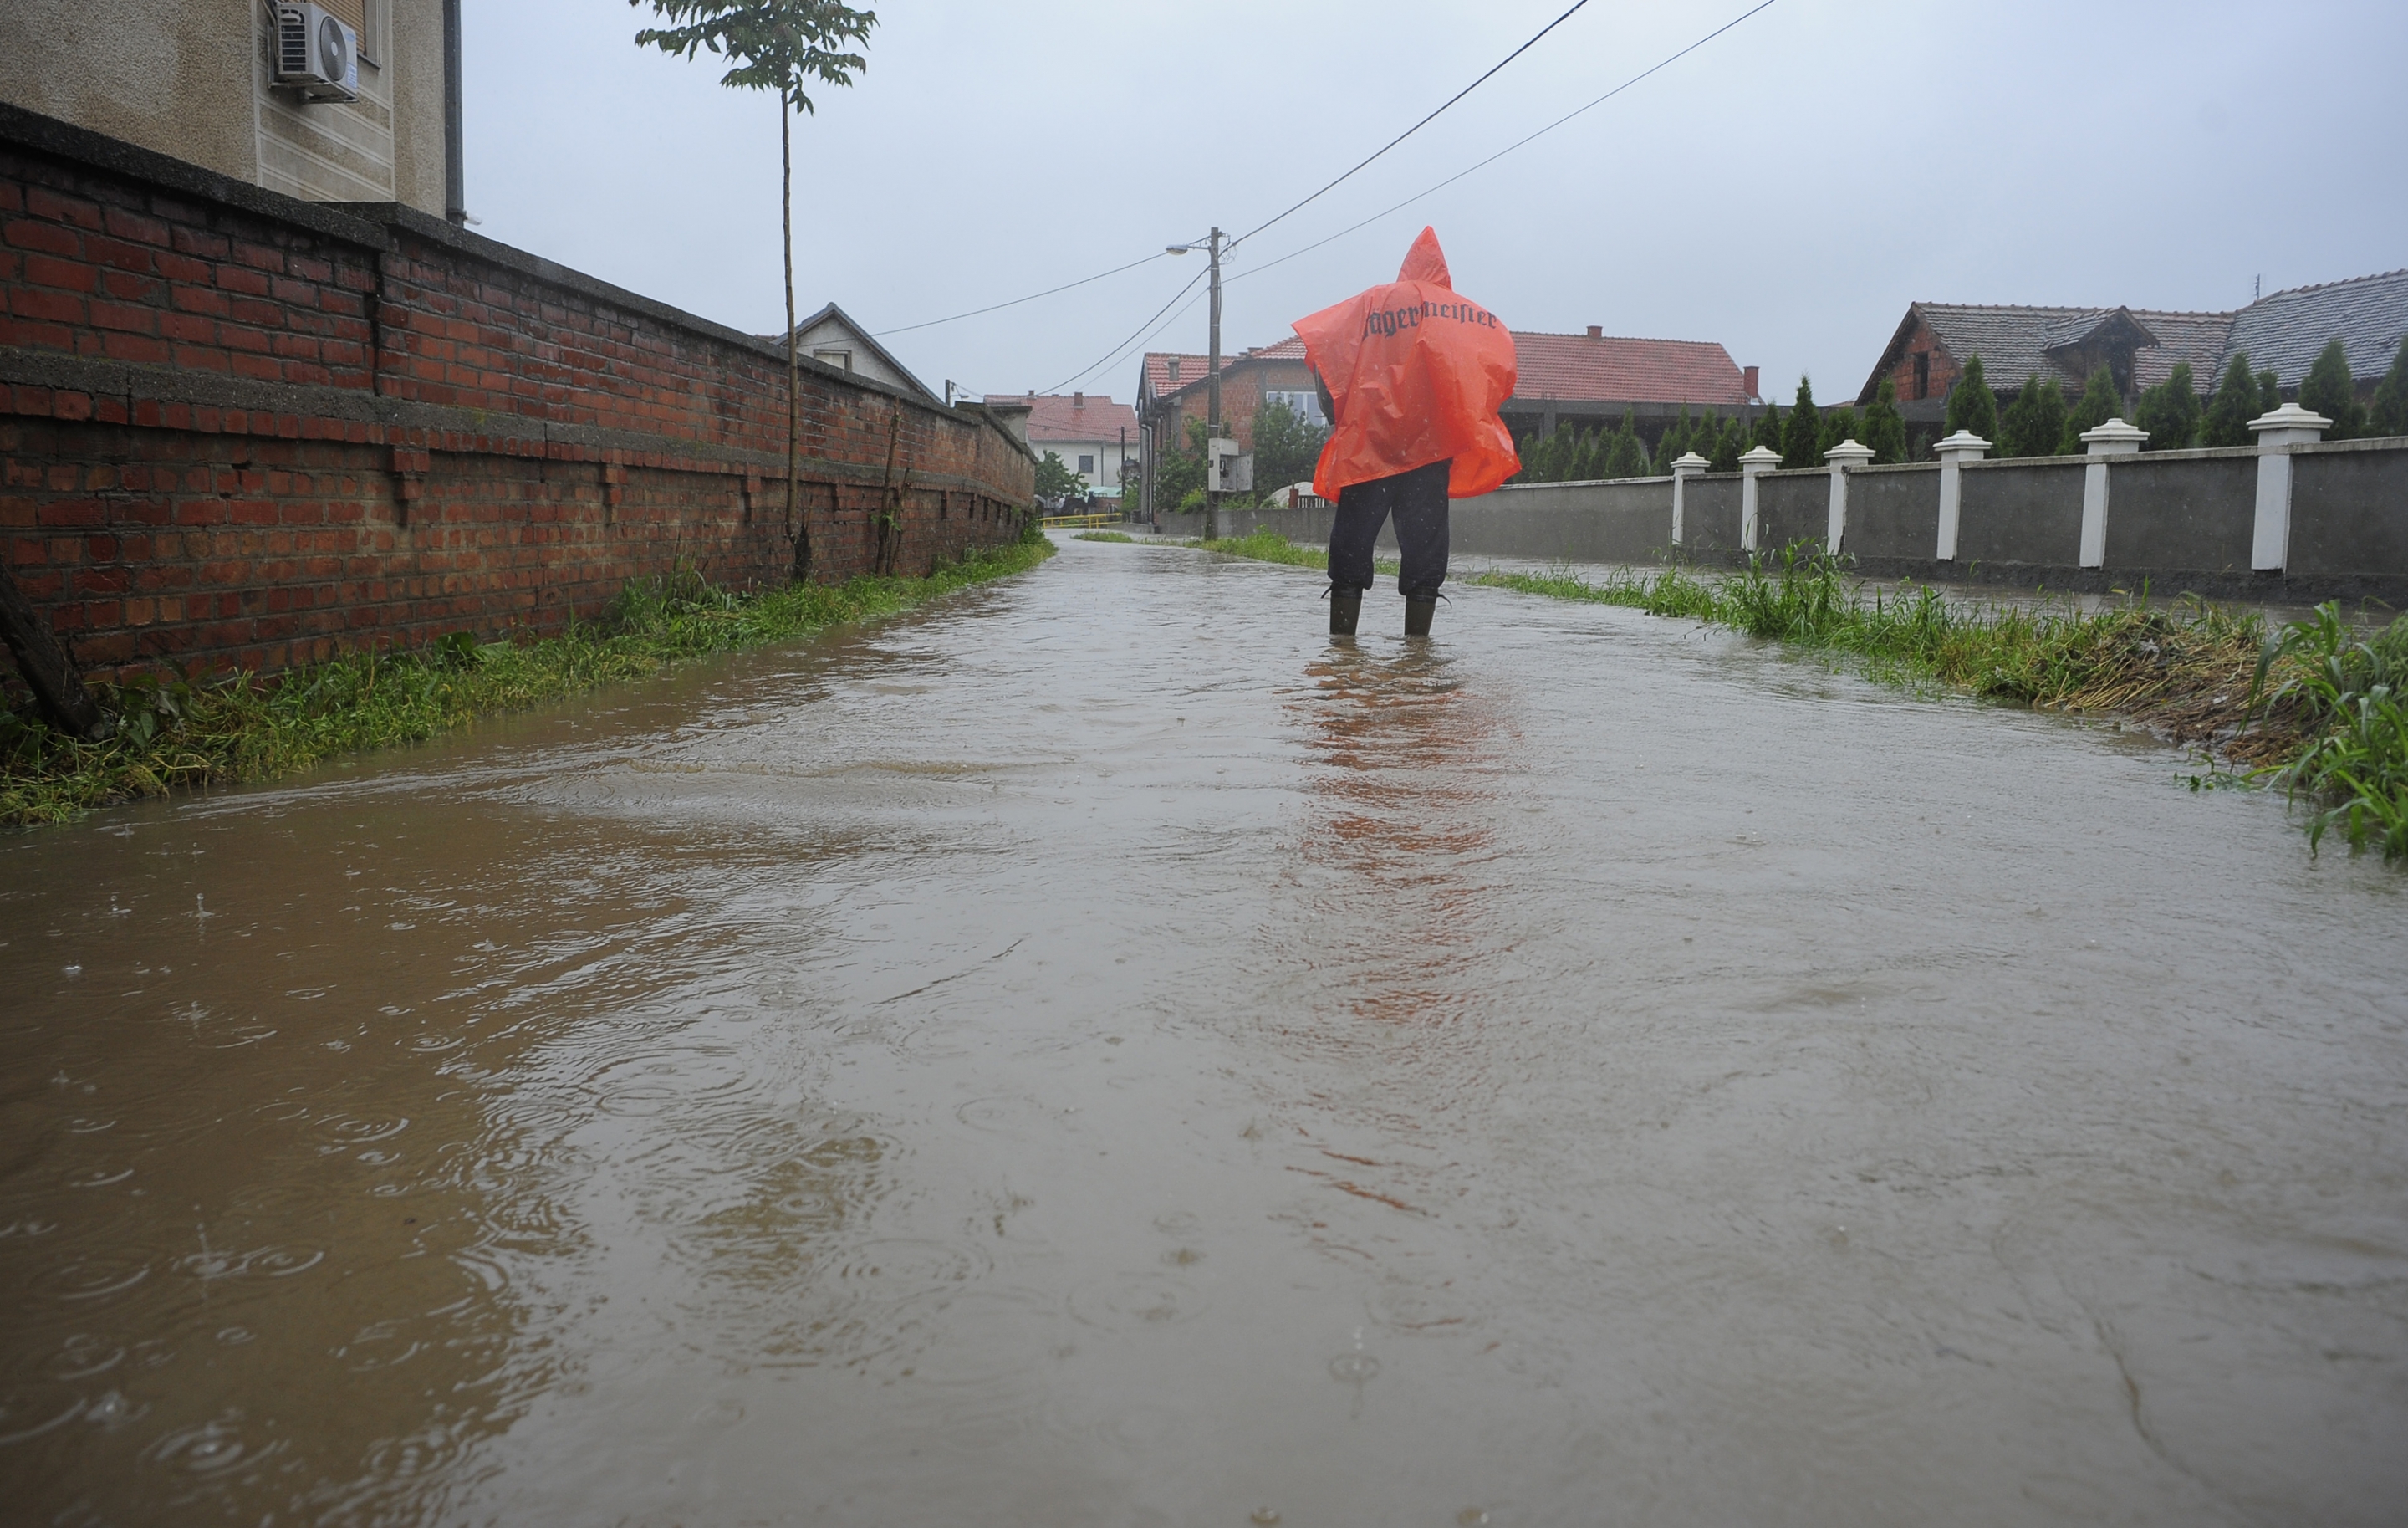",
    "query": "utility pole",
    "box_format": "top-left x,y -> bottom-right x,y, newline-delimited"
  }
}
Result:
1205,226 -> 1223,535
